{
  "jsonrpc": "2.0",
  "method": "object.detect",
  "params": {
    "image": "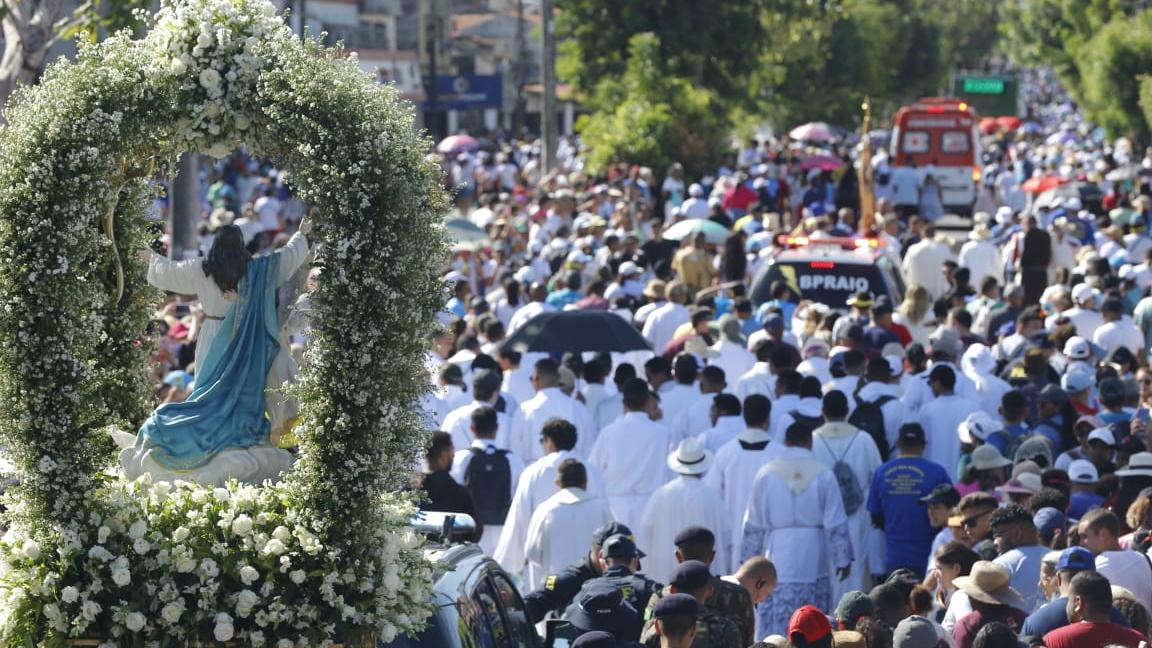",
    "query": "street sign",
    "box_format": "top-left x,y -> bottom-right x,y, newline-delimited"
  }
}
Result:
424,74 -> 503,111
962,78 -> 1005,95
952,74 -> 1018,116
